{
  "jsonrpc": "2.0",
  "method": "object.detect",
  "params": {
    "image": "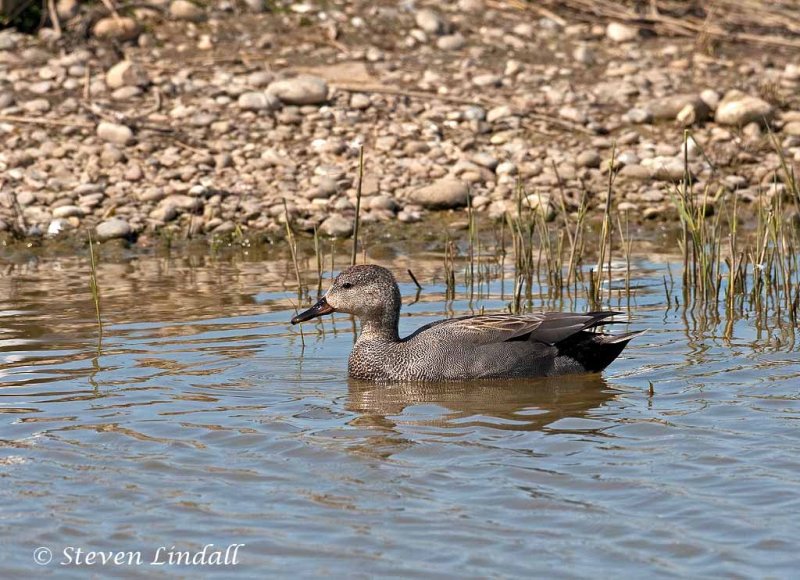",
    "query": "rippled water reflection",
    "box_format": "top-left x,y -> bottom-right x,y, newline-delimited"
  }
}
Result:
1,244 -> 798,577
